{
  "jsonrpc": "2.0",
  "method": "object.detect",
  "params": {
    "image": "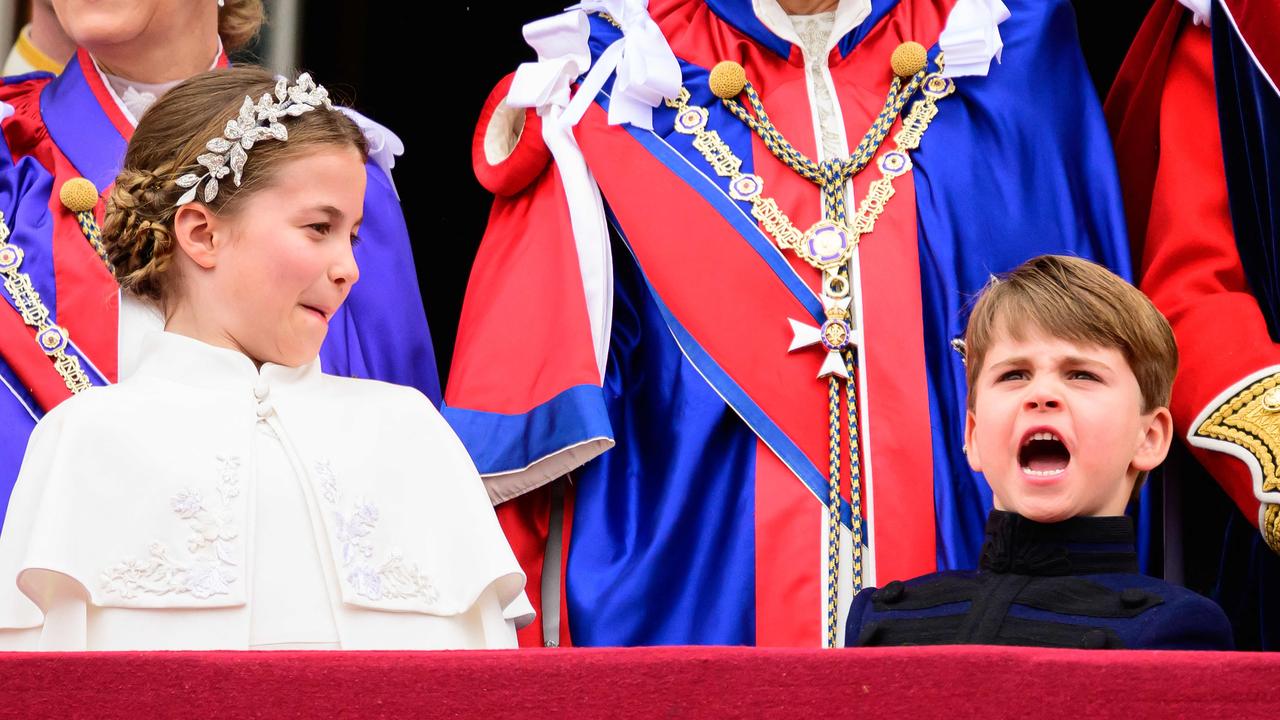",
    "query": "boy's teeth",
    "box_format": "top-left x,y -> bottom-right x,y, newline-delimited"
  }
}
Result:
1021,466 -> 1065,477
1030,431 -> 1058,441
